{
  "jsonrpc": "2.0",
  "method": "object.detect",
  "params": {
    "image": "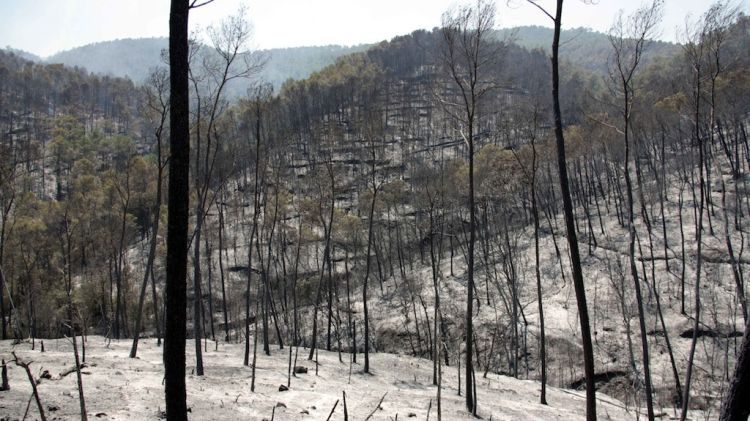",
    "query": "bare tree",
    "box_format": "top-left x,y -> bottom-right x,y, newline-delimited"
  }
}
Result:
679,8 -> 711,419
58,205 -> 87,421
606,2 -> 663,419
244,84 -> 272,367
362,106 -> 385,374
439,0 -> 499,413
131,67 -> 169,359
189,6 -> 264,375
681,2 -> 739,418
509,101 -> 547,404
522,0 -> 597,418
